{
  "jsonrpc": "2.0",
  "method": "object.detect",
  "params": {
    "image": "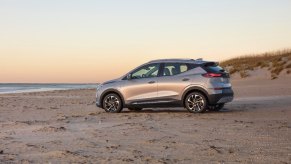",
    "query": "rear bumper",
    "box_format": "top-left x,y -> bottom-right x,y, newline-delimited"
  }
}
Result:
208,88 -> 234,105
